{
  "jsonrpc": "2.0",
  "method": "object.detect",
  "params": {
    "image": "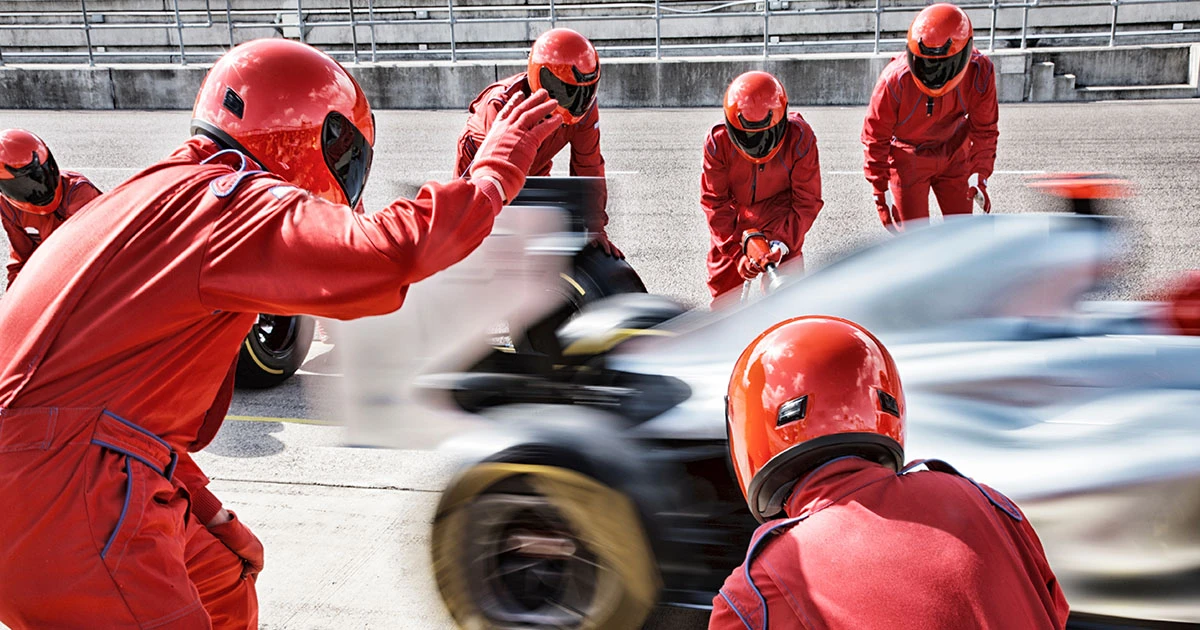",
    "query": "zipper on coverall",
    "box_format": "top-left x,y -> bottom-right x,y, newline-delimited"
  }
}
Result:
751,164 -> 763,204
